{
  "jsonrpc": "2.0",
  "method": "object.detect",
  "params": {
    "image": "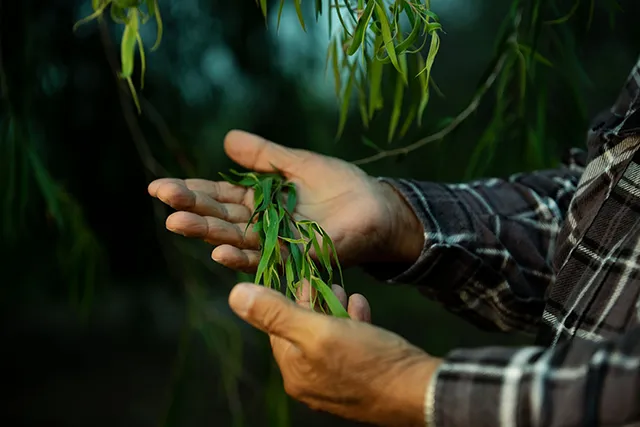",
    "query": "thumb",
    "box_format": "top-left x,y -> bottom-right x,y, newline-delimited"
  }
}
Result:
228,283 -> 312,343
223,130 -> 310,175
